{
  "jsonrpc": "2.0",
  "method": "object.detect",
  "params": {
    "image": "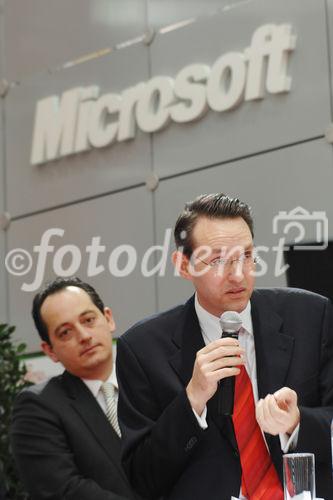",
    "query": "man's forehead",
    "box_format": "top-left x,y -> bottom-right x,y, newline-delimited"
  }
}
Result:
41,286 -> 99,333
192,216 -> 252,242
41,286 -> 94,315
63,285 -> 88,296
